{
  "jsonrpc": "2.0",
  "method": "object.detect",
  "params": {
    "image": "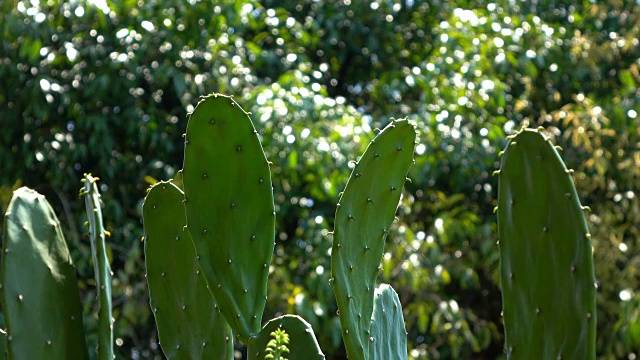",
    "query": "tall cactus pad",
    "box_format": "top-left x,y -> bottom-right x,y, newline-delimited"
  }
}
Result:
81,174 -> 114,360
331,119 -> 416,360
0,187 -> 88,360
497,128 -> 596,359
143,182 -> 233,360
247,315 -> 325,360
370,284 -> 408,360
182,93 -> 275,343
